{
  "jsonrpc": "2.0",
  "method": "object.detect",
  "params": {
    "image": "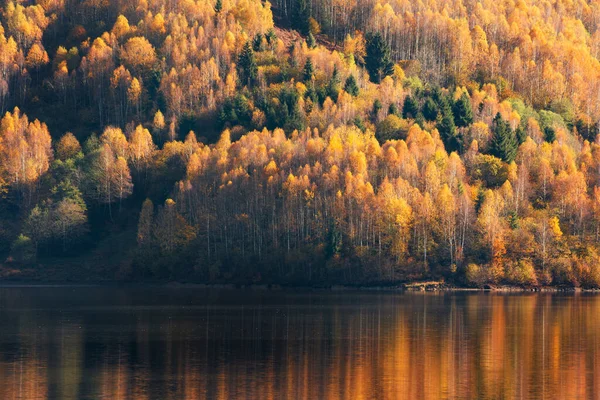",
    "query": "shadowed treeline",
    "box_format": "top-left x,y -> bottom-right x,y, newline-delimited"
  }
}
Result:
0,288 -> 599,399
